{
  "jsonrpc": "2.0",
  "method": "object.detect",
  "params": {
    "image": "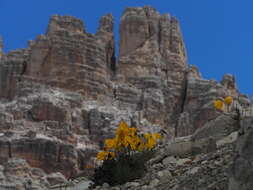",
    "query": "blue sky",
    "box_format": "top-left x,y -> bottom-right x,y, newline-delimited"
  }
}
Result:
0,0 -> 252,96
